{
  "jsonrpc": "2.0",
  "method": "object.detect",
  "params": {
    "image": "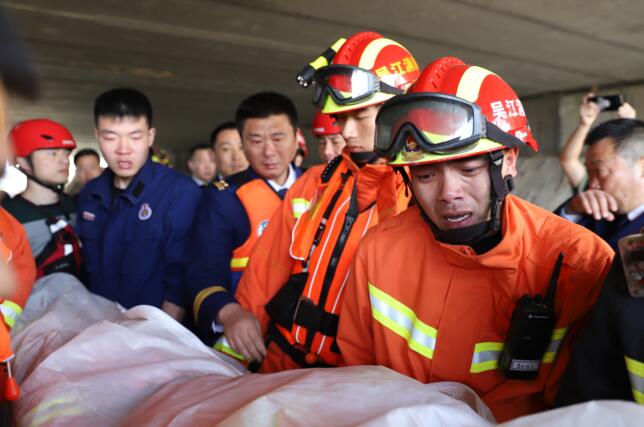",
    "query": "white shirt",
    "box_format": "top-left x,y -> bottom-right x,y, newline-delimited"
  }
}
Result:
266,164 -> 297,194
